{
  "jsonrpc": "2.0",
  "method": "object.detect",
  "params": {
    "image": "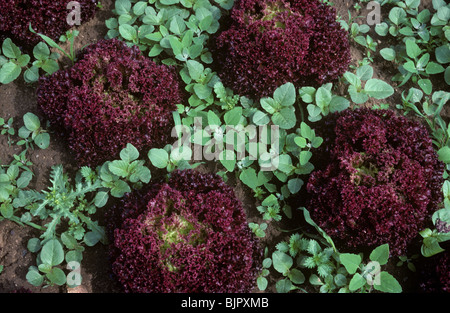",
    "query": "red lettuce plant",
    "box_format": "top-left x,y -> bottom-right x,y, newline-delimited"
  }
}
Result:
211,0 -> 351,99
37,39 -> 183,166
0,0 -> 98,45
304,108 -> 444,256
418,250 -> 450,293
107,169 -> 262,293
